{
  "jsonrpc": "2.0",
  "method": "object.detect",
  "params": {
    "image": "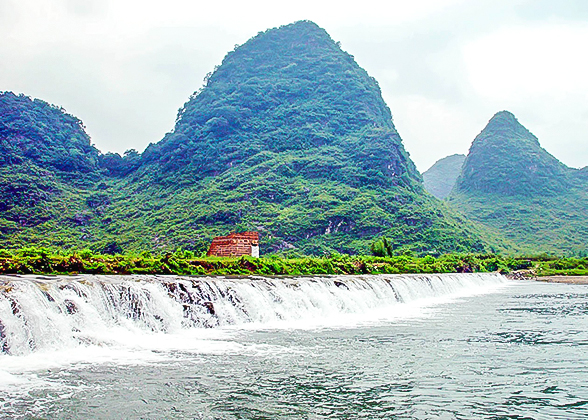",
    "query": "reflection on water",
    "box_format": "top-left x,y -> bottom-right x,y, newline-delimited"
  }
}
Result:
1,278 -> 588,419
